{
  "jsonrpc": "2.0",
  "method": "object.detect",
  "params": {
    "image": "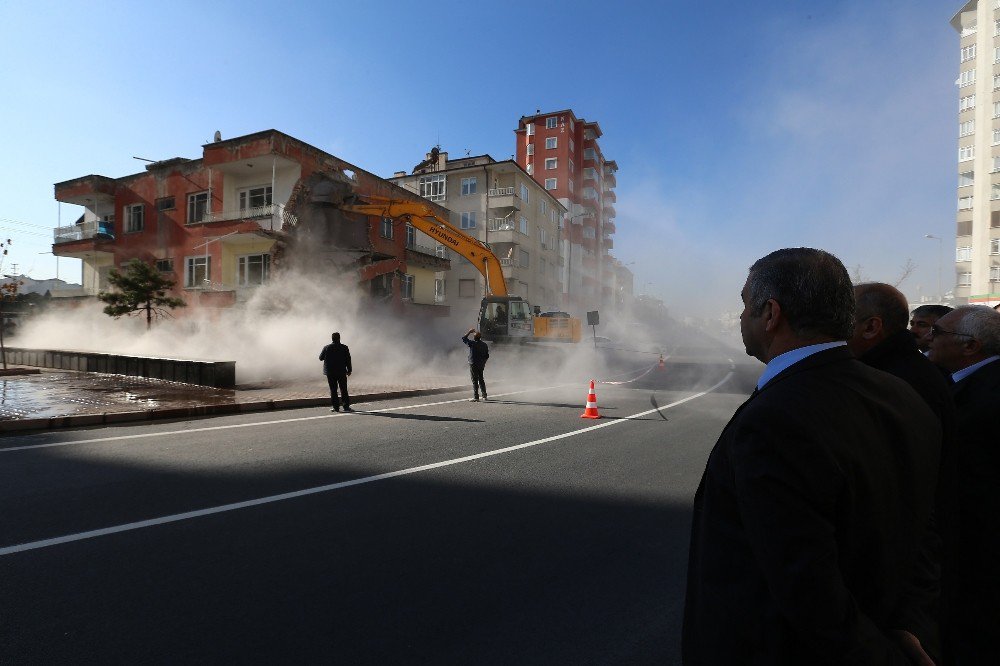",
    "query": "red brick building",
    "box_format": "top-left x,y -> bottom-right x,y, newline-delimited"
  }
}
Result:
514,110 -> 628,313
52,130 -> 450,314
